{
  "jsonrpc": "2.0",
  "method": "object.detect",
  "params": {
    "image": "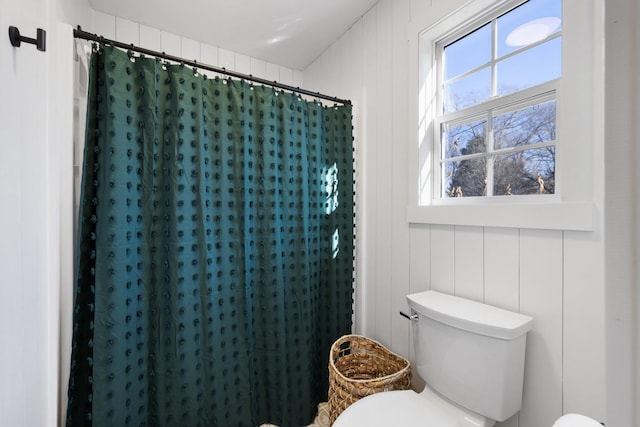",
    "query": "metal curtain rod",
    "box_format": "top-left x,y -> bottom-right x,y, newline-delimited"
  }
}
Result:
73,26 -> 351,106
